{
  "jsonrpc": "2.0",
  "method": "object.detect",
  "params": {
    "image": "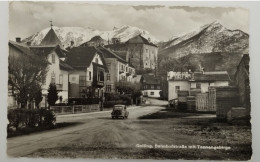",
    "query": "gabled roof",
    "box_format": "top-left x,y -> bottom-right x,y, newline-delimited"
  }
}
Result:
66,46 -> 107,70
114,51 -> 127,62
30,45 -> 66,58
142,74 -> 161,85
97,46 -> 126,63
127,35 -> 158,47
192,71 -> 231,82
40,28 -> 62,47
60,60 -> 74,71
9,40 -> 34,56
